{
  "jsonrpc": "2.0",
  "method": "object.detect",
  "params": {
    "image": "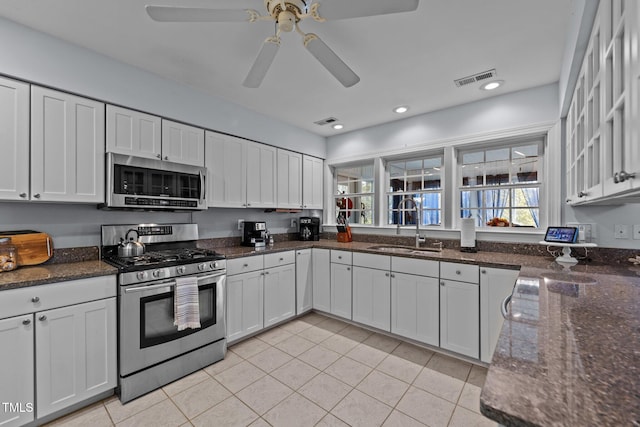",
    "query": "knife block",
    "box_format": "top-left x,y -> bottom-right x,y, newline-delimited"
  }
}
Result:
337,226 -> 352,243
